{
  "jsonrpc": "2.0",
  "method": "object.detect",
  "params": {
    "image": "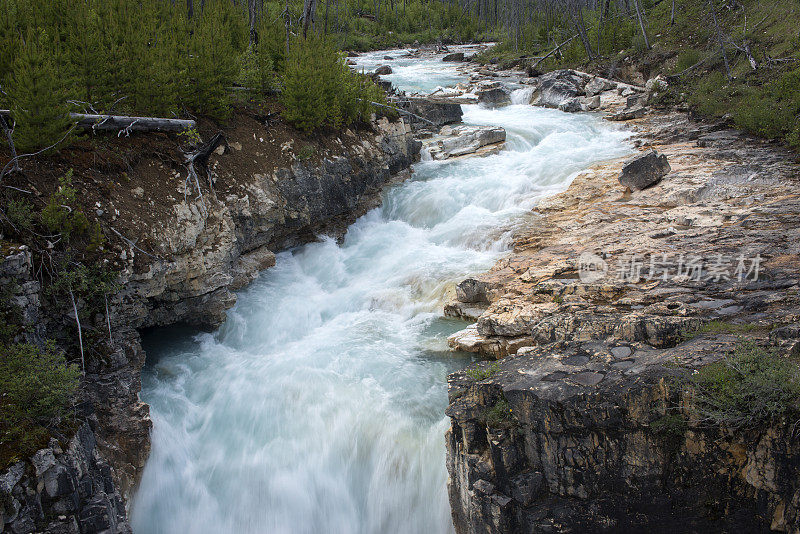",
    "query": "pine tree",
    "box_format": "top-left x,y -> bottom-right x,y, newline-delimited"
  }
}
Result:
186,2 -> 242,119
8,28 -> 74,152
